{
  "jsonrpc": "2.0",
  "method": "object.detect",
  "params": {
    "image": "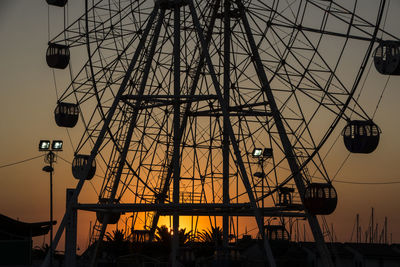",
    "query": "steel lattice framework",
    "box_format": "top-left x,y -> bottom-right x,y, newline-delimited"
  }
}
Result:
42,0 -> 399,266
